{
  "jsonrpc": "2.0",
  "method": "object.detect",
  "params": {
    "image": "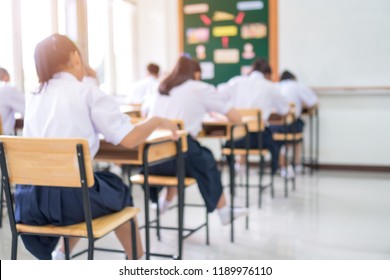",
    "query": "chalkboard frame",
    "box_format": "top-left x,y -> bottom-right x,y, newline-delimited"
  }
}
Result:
178,0 -> 278,82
